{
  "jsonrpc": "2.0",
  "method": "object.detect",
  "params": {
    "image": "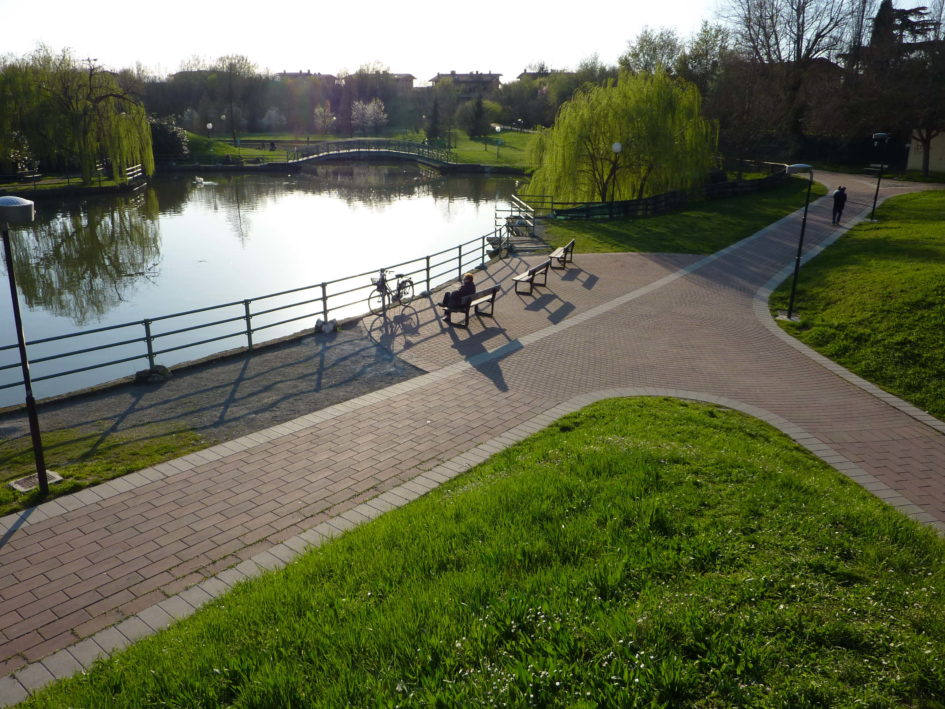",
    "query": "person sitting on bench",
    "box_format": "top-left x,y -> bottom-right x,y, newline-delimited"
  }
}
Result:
441,272 -> 476,308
